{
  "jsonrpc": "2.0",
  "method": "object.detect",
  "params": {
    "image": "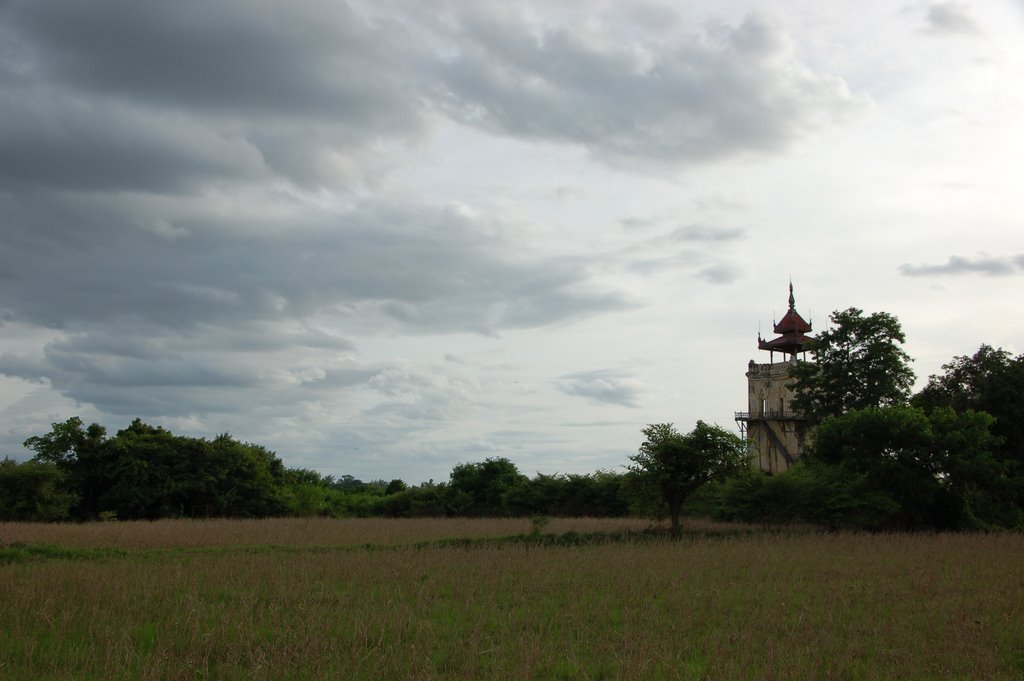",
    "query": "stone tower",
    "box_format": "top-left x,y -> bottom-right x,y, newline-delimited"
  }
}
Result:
735,283 -> 814,474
